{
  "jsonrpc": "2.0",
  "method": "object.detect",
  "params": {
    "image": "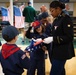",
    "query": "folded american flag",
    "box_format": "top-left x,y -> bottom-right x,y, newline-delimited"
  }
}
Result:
25,38 -> 43,52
